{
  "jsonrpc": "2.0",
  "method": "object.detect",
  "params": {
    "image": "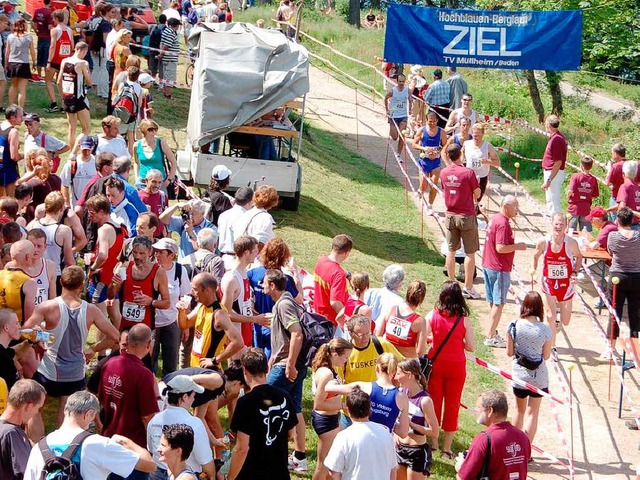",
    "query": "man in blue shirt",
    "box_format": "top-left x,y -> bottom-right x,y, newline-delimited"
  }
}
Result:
423,68 -> 451,128
160,199 -> 216,258
105,176 -> 139,237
